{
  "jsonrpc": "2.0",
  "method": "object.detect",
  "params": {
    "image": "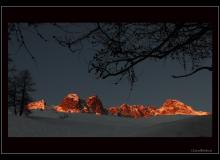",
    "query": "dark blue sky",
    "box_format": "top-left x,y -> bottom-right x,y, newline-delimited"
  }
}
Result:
9,23 -> 212,112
